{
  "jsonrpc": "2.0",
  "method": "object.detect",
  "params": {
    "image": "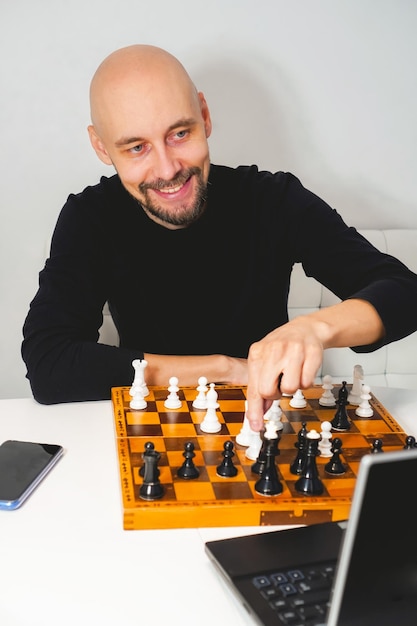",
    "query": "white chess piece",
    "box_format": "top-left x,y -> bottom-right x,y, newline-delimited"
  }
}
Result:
236,400 -> 256,446
192,376 -> 208,409
319,375 -> 336,407
245,429 -> 263,460
318,421 -> 333,457
355,384 -> 374,418
290,389 -> 307,408
130,358 -> 149,397
200,383 -> 221,433
267,399 -> 284,431
164,376 -> 182,409
129,385 -> 147,410
348,364 -> 364,405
